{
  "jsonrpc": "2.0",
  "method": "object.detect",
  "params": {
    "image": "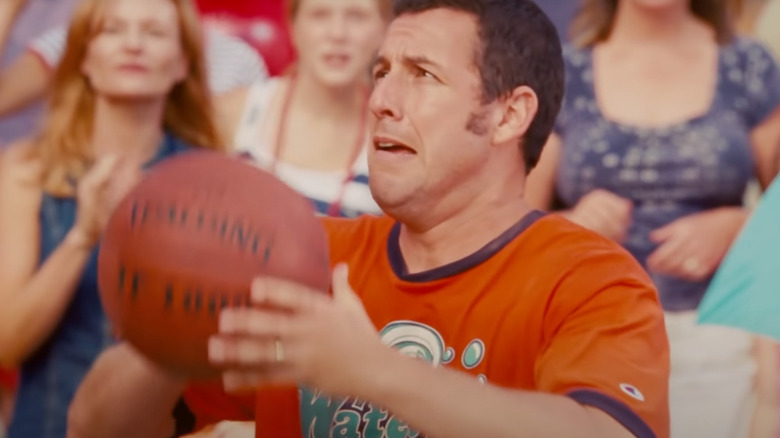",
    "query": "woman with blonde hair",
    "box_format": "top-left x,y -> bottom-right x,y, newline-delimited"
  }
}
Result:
527,0 -> 780,436
218,0 -> 389,219
0,0 -> 266,141
0,0 -> 222,436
